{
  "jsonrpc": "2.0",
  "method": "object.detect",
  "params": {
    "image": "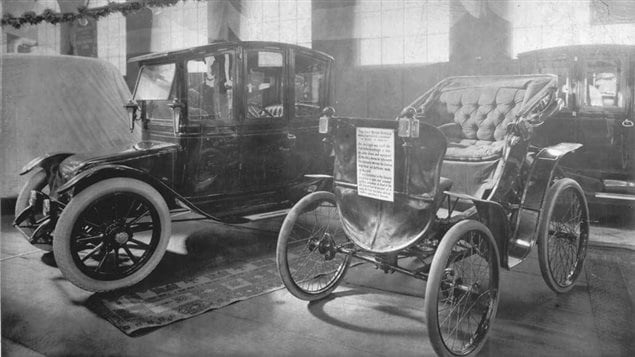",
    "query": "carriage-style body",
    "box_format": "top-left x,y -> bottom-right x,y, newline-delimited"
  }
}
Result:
276,75 -> 590,357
